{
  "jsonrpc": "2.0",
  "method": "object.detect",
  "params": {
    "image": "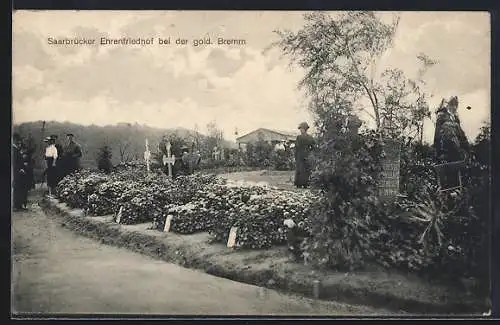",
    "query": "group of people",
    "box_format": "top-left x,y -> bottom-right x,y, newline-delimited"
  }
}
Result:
294,95 -> 471,190
43,133 -> 83,196
12,132 -> 83,211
